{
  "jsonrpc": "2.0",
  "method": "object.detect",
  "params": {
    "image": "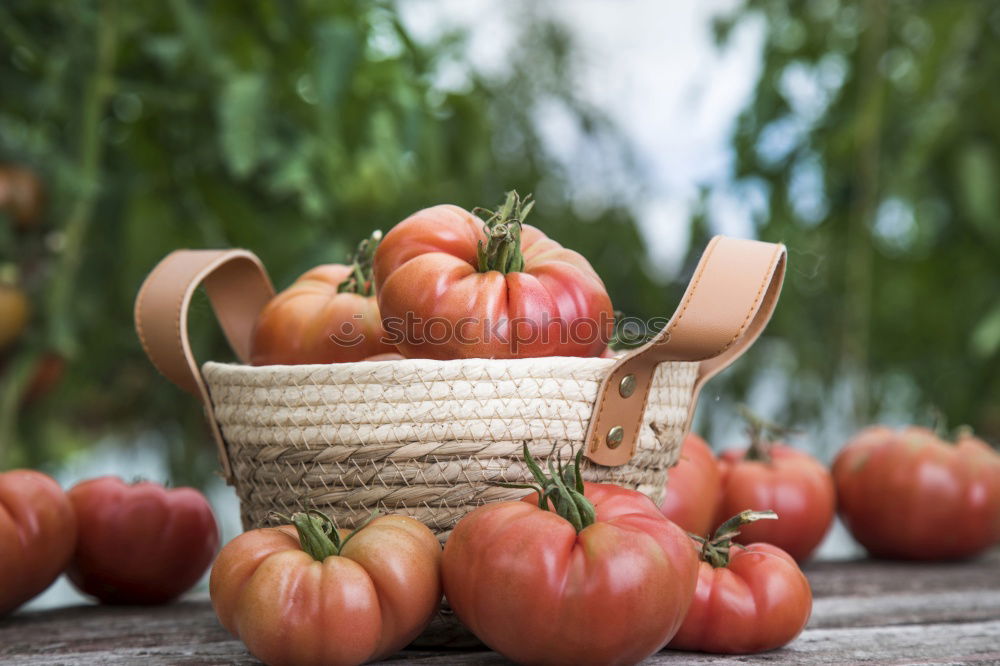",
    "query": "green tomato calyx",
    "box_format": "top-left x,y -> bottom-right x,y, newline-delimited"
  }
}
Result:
474,190 -> 533,274
501,443 -> 596,533
691,509 -> 778,568
291,510 -> 379,561
338,230 -> 382,297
